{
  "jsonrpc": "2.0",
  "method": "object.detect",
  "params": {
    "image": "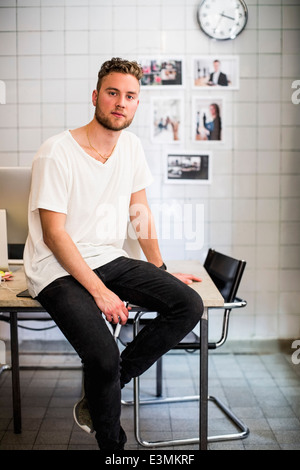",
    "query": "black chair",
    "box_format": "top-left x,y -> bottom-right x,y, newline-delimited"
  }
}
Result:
118,248 -> 249,447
